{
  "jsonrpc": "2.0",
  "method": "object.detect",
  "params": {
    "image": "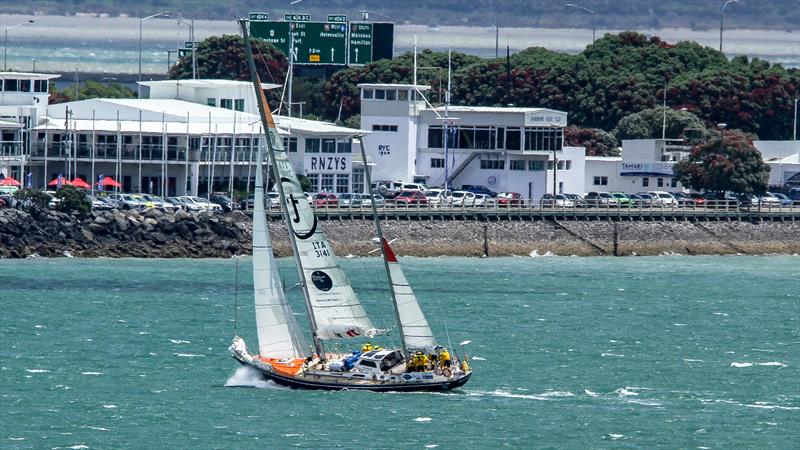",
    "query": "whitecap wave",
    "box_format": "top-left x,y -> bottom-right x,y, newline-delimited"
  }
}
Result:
584,389 -> 599,397
81,372 -> 104,375
529,250 -> 555,257
169,339 -> 191,344
102,404 -> 117,409
414,417 -> 432,422
471,356 -> 486,361
174,353 -> 205,358
730,362 -> 753,368
615,388 -> 639,397
225,366 -> 285,389
757,362 -> 785,367
25,369 -> 49,373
